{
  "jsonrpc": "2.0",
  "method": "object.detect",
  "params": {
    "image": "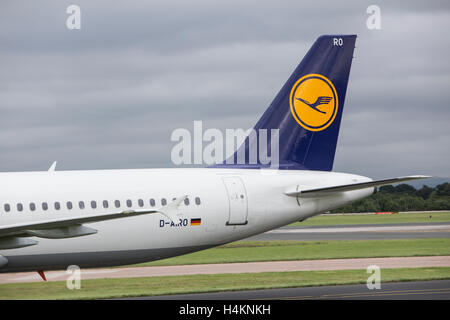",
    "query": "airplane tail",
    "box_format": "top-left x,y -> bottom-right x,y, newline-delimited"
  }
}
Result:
212,35 -> 356,171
